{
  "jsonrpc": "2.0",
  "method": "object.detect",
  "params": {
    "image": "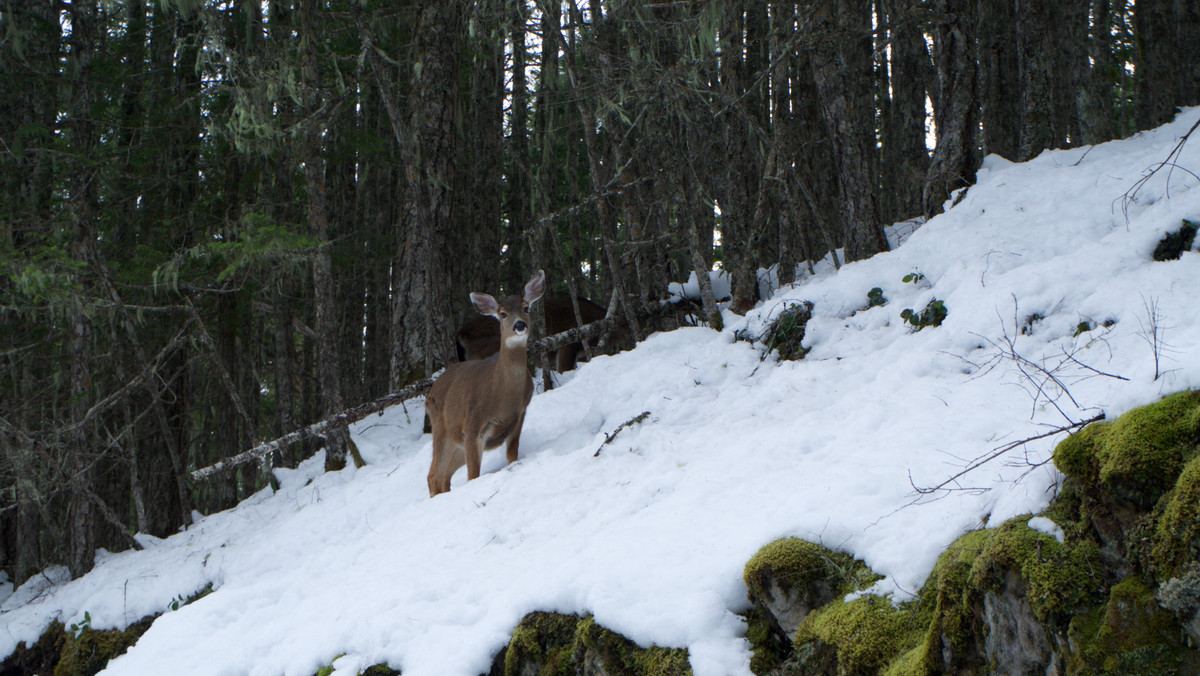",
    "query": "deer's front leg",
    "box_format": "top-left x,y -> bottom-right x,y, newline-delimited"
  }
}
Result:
505,413 -> 526,464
